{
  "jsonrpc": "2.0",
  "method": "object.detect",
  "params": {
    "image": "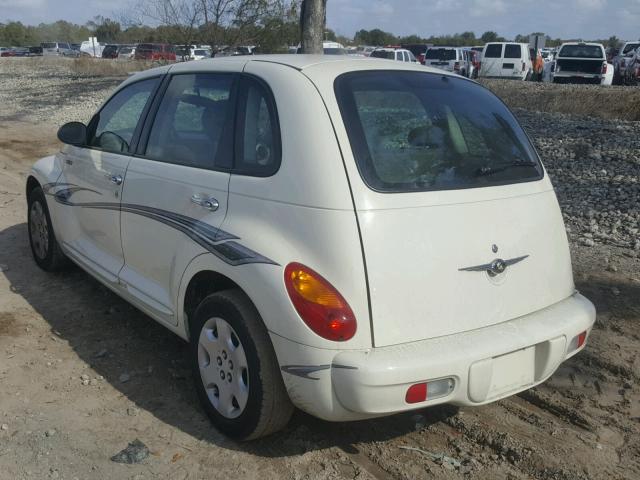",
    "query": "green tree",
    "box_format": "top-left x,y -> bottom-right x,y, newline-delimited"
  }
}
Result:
480,31 -> 498,43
